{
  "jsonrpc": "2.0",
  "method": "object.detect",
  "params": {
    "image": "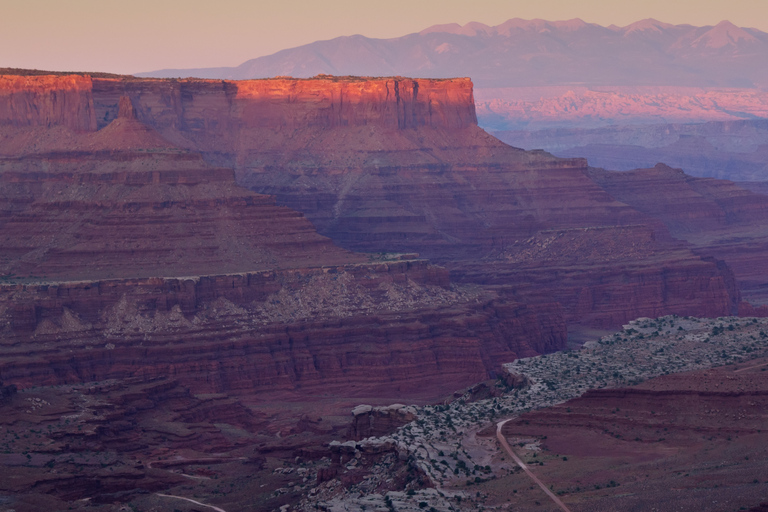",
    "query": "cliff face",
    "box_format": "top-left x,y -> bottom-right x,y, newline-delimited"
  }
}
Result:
2,75 -> 474,129
0,74 -> 96,131
87,76 -> 477,150
0,263 -> 566,395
